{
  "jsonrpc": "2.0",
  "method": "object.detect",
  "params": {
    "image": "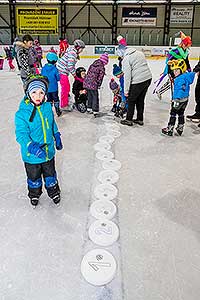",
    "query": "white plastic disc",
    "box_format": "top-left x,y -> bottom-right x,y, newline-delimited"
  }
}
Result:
94,183 -> 118,201
89,220 -> 119,247
90,200 -> 117,220
96,150 -> 114,161
102,159 -> 122,171
105,123 -> 120,131
81,249 -> 117,286
106,130 -> 121,138
94,142 -> 111,151
99,135 -> 115,144
97,170 -> 119,184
